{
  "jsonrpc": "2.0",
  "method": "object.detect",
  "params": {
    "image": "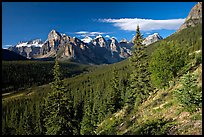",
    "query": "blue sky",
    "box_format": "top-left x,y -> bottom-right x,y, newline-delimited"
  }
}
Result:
2,2 -> 197,48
